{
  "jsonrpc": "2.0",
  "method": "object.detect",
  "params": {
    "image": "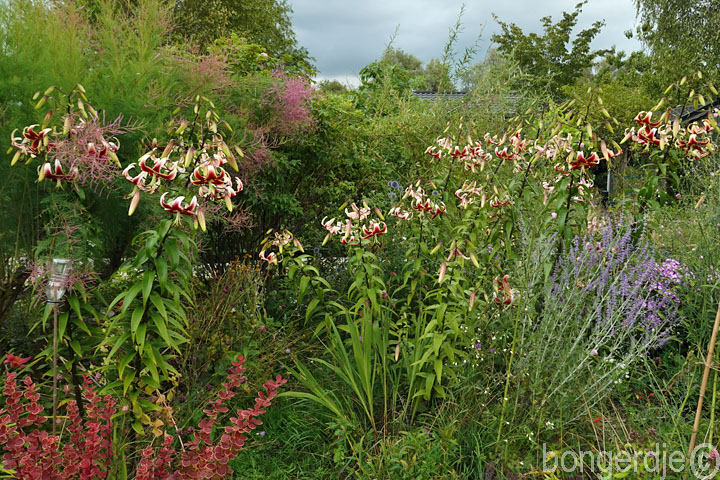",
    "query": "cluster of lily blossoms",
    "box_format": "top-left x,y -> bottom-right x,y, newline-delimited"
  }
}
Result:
123,138 -> 243,229
321,202 -> 387,246
258,229 -> 304,265
10,119 -> 121,186
622,111 -> 716,158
